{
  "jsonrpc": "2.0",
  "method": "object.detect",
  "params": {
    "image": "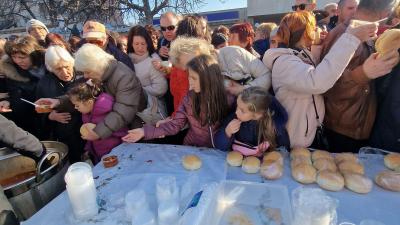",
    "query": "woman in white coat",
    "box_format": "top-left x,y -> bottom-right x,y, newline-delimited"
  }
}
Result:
127,25 -> 168,125
263,11 -> 378,148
